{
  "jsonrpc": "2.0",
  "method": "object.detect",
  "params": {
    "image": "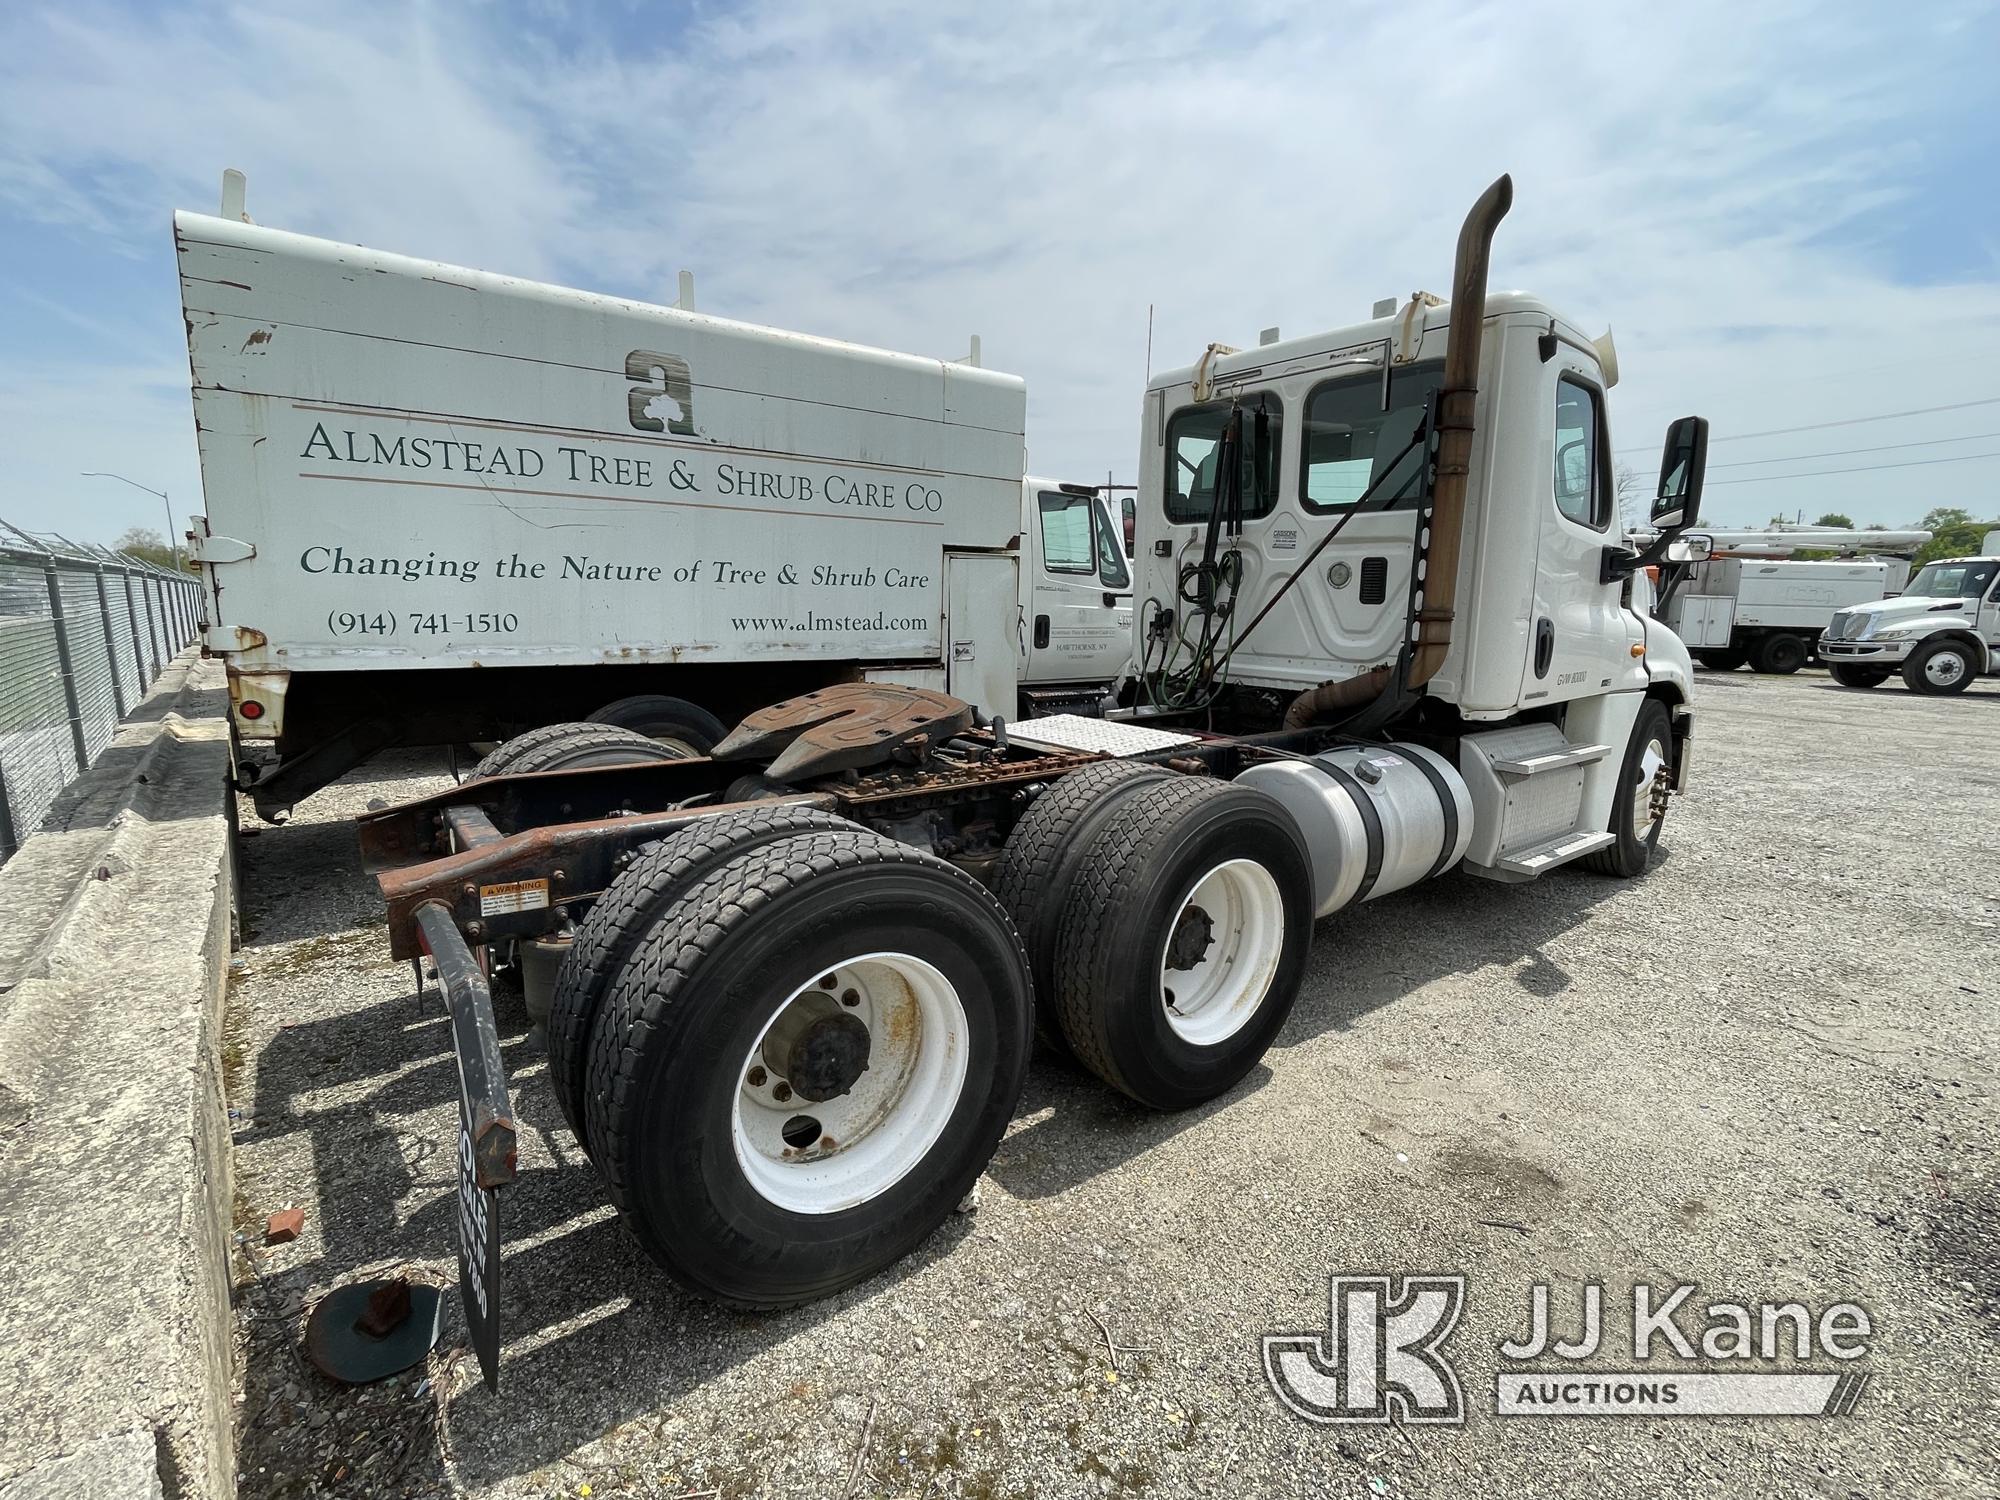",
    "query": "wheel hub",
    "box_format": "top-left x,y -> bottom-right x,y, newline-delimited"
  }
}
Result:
1165,904 -> 1216,971
784,1012 -> 871,1101
761,992 -> 872,1102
